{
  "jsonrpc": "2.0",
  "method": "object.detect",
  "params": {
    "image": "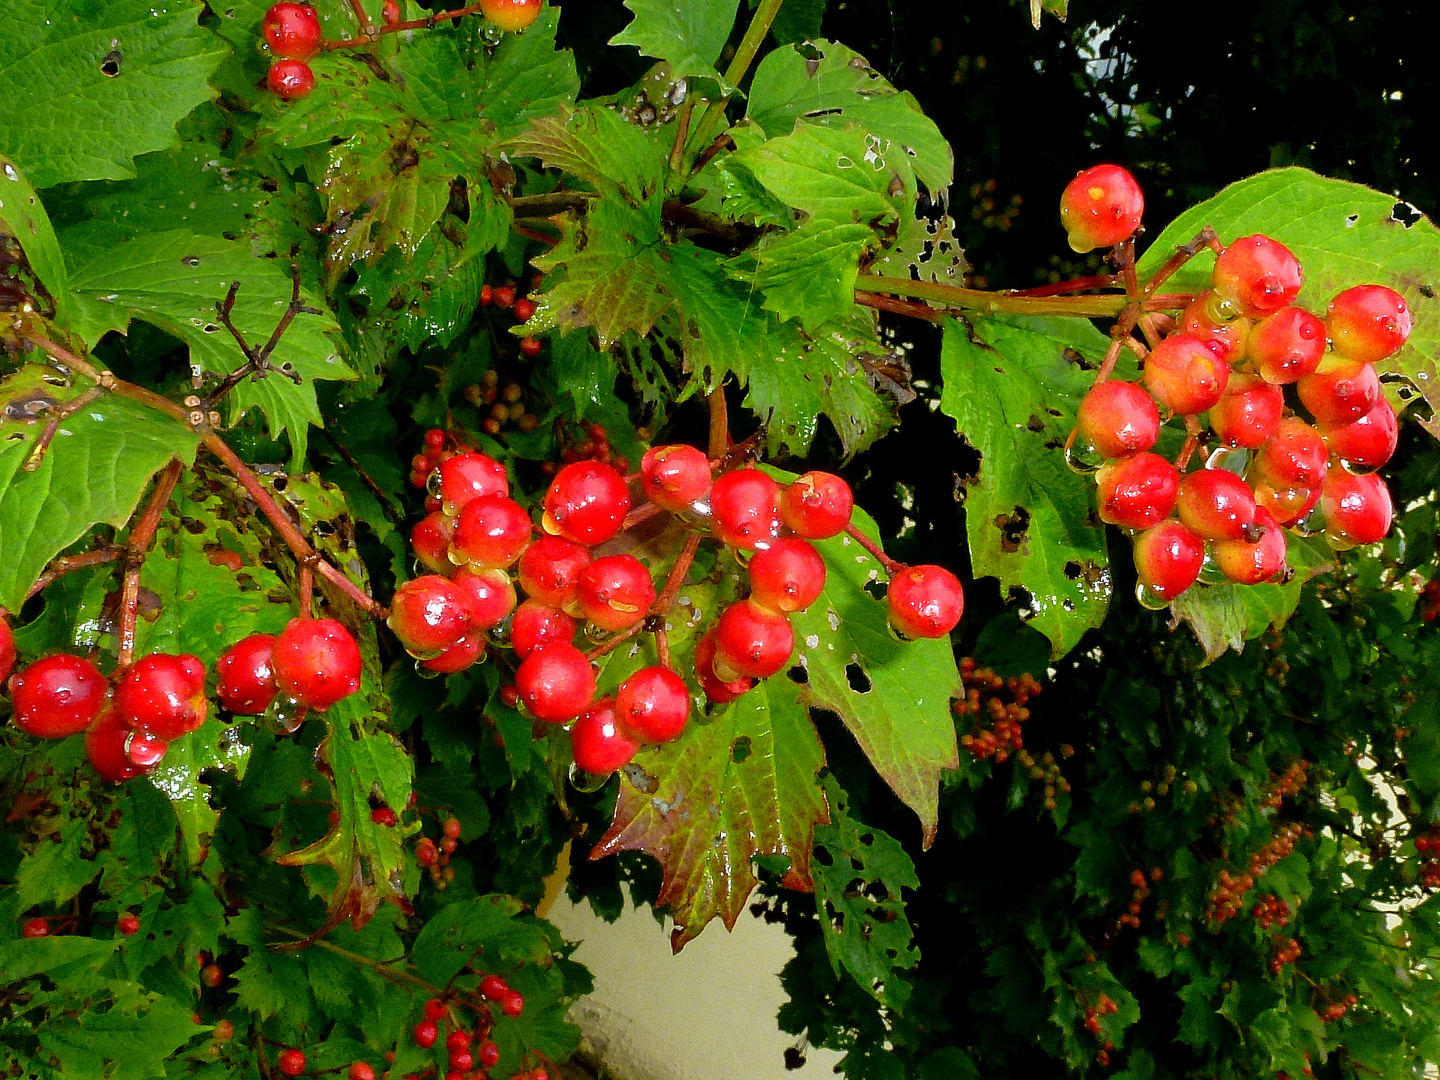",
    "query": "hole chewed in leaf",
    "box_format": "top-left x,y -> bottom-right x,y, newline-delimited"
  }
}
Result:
1390,201 -> 1425,228
994,506 -> 1031,553
845,662 -> 873,694
731,736 -> 752,763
